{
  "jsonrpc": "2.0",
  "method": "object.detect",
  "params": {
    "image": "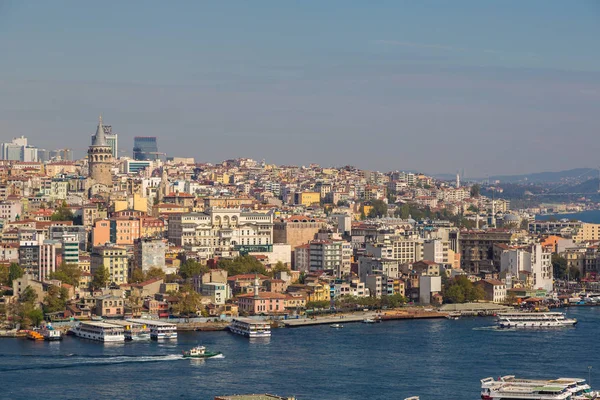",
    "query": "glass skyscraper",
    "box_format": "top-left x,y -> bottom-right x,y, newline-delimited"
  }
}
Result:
133,136 -> 160,160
